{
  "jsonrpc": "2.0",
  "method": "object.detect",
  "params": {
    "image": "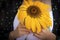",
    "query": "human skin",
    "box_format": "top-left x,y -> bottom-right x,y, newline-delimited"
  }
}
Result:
9,0 -> 56,40
33,29 -> 56,40
9,23 -> 30,40
9,23 -> 56,40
